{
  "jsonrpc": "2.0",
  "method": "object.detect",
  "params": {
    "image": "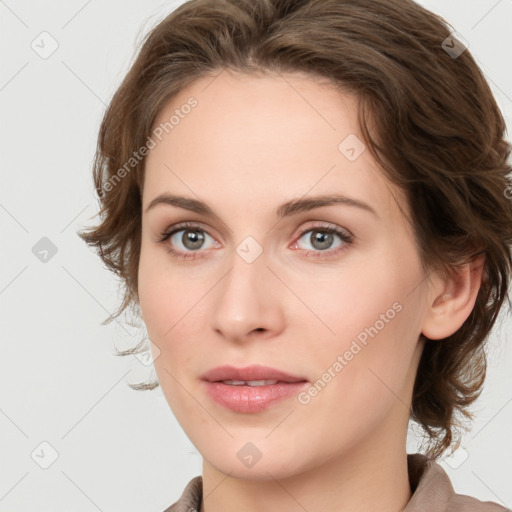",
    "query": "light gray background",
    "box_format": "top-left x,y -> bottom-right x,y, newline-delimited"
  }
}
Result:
1,1 -> 511,510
